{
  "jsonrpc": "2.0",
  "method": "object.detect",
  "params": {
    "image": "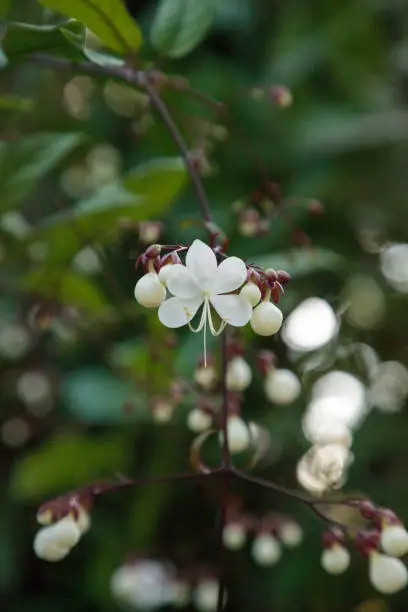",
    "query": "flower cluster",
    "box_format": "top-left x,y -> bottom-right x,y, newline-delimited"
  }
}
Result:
222,510 -> 303,566
134,240 -> 290,362
111,557 -> 223,611
321,501 -> 408,594
33,504 -> 91,562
